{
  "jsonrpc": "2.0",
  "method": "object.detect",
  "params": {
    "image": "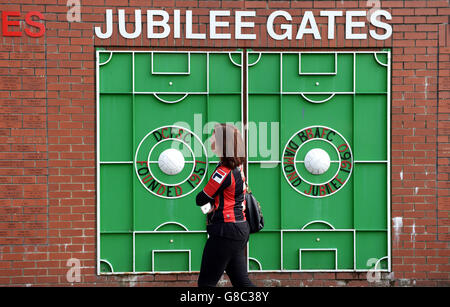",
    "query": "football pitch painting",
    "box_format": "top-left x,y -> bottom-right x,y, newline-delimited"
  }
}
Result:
96,50 -> 390,274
